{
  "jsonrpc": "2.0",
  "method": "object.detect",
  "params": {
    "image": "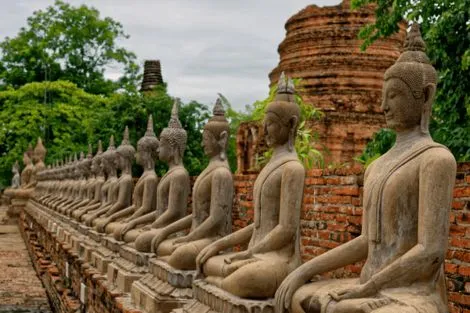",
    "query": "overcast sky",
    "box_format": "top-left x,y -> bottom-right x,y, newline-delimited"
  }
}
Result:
1,0 -> 341,110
